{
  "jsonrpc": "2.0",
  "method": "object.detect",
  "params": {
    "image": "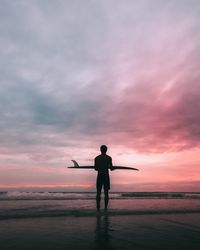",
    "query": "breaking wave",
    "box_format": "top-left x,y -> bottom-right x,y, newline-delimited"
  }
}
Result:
0,191 -> 200,200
